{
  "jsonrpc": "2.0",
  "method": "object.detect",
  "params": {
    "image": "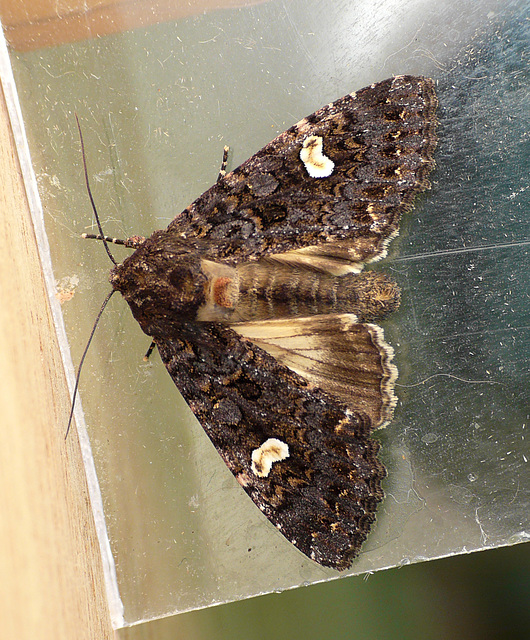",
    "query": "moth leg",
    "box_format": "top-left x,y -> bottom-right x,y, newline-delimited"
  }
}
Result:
216,145 -> 230,182
143,340 -> 157,361
82,233 -> 145,249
